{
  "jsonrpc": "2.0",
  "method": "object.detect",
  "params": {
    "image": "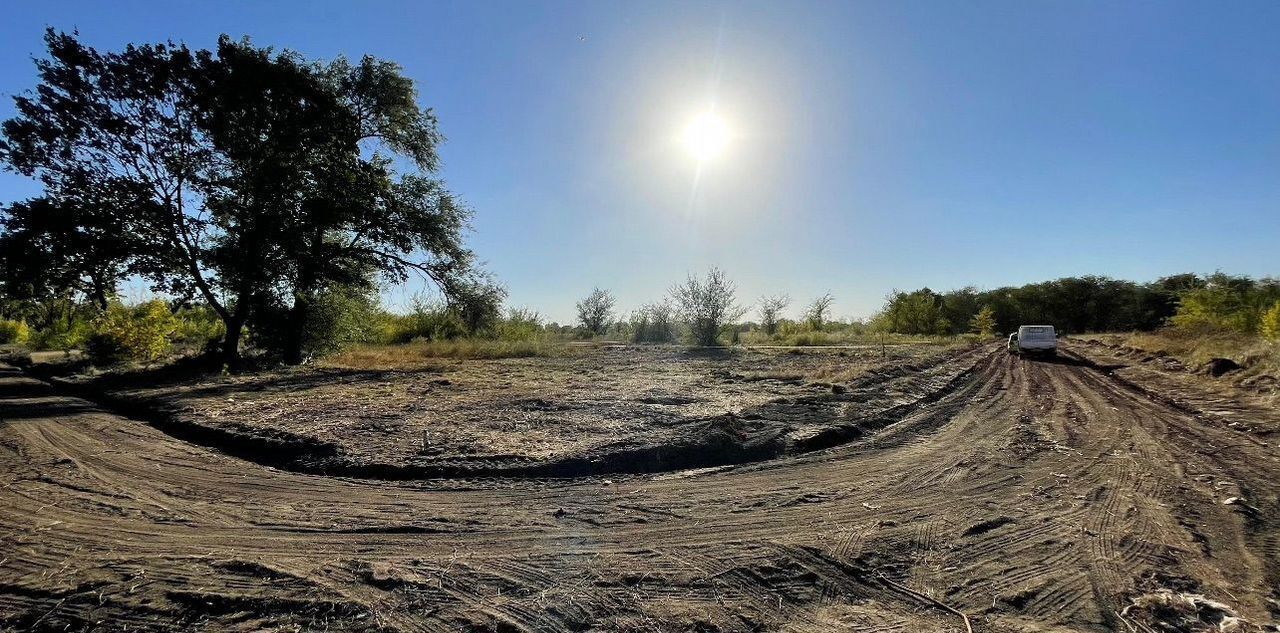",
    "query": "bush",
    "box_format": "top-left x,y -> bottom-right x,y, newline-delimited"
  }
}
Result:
576,288 -> 615,337
495,308 -> 544,342
387,296 -> 468,343
757,294 -> 789,336
87,300 -> 179,365
29,309 -> 93,351
670,268 -> 746,346
1261,300 -> 1280,342
631,302 -> 677,343
804,294 -> 834,331
173,306 -> 225,352
0,319 -> 30,345
969,306 -> 997,338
